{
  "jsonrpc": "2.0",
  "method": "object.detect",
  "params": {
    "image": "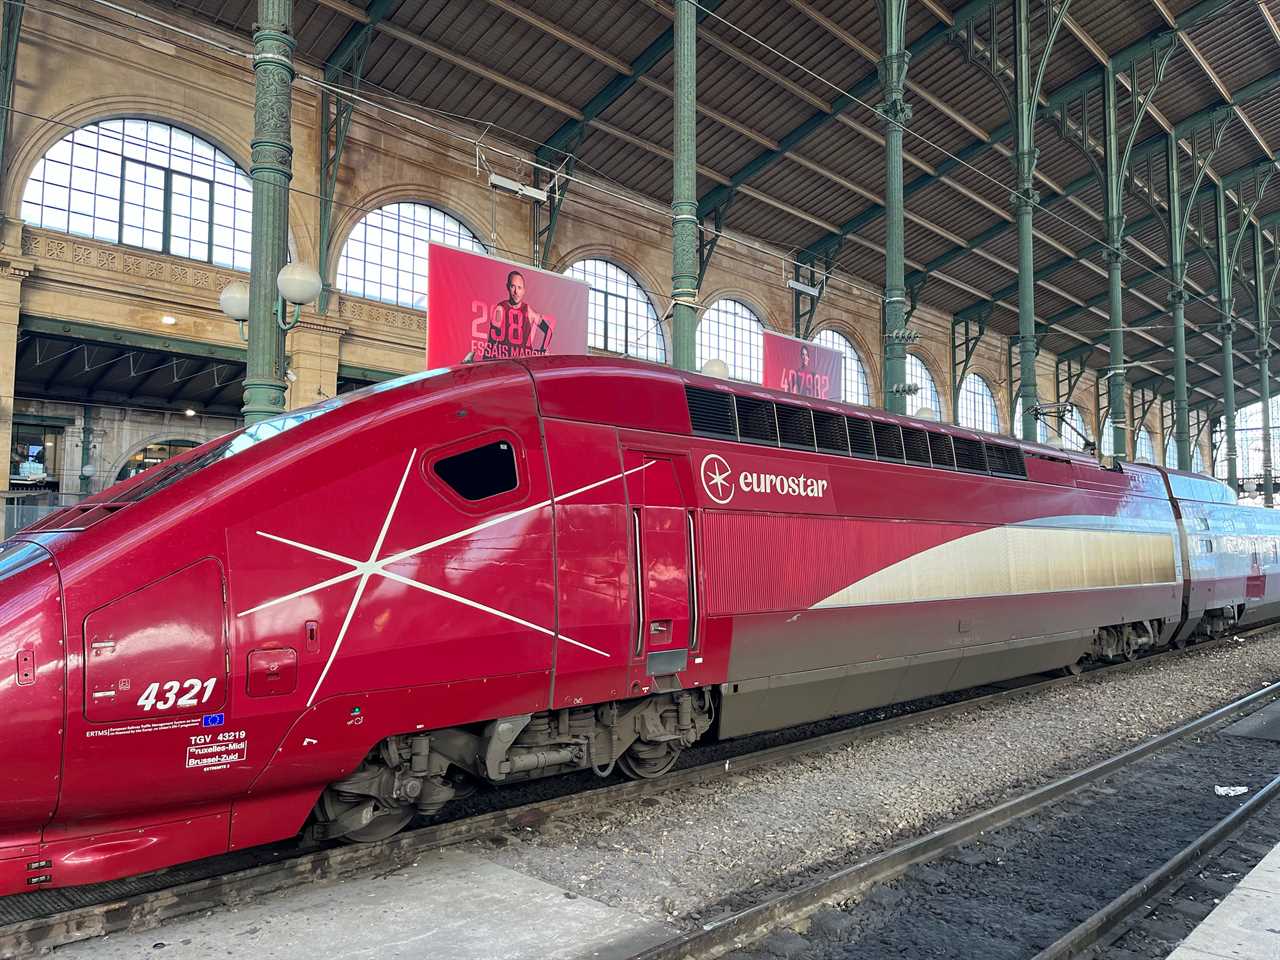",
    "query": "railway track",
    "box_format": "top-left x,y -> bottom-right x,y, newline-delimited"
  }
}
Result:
624,661 -> 1280,960
0,634 -> 1260,959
